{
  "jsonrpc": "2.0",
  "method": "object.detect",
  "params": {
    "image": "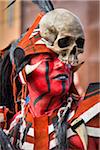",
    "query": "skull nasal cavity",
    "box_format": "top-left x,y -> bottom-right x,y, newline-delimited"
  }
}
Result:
58,36 -> 71,48
70,46 -> 76,55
